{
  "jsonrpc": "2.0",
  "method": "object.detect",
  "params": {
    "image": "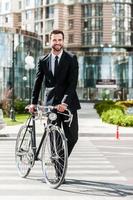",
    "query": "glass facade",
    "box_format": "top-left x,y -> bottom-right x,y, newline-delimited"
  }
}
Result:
81,3 -> 103,46
0,29 -> 43,102
76,0 -> 133,101
77,48 -> 133,101
112,2 -> 133,46
1,0 -> 132,102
